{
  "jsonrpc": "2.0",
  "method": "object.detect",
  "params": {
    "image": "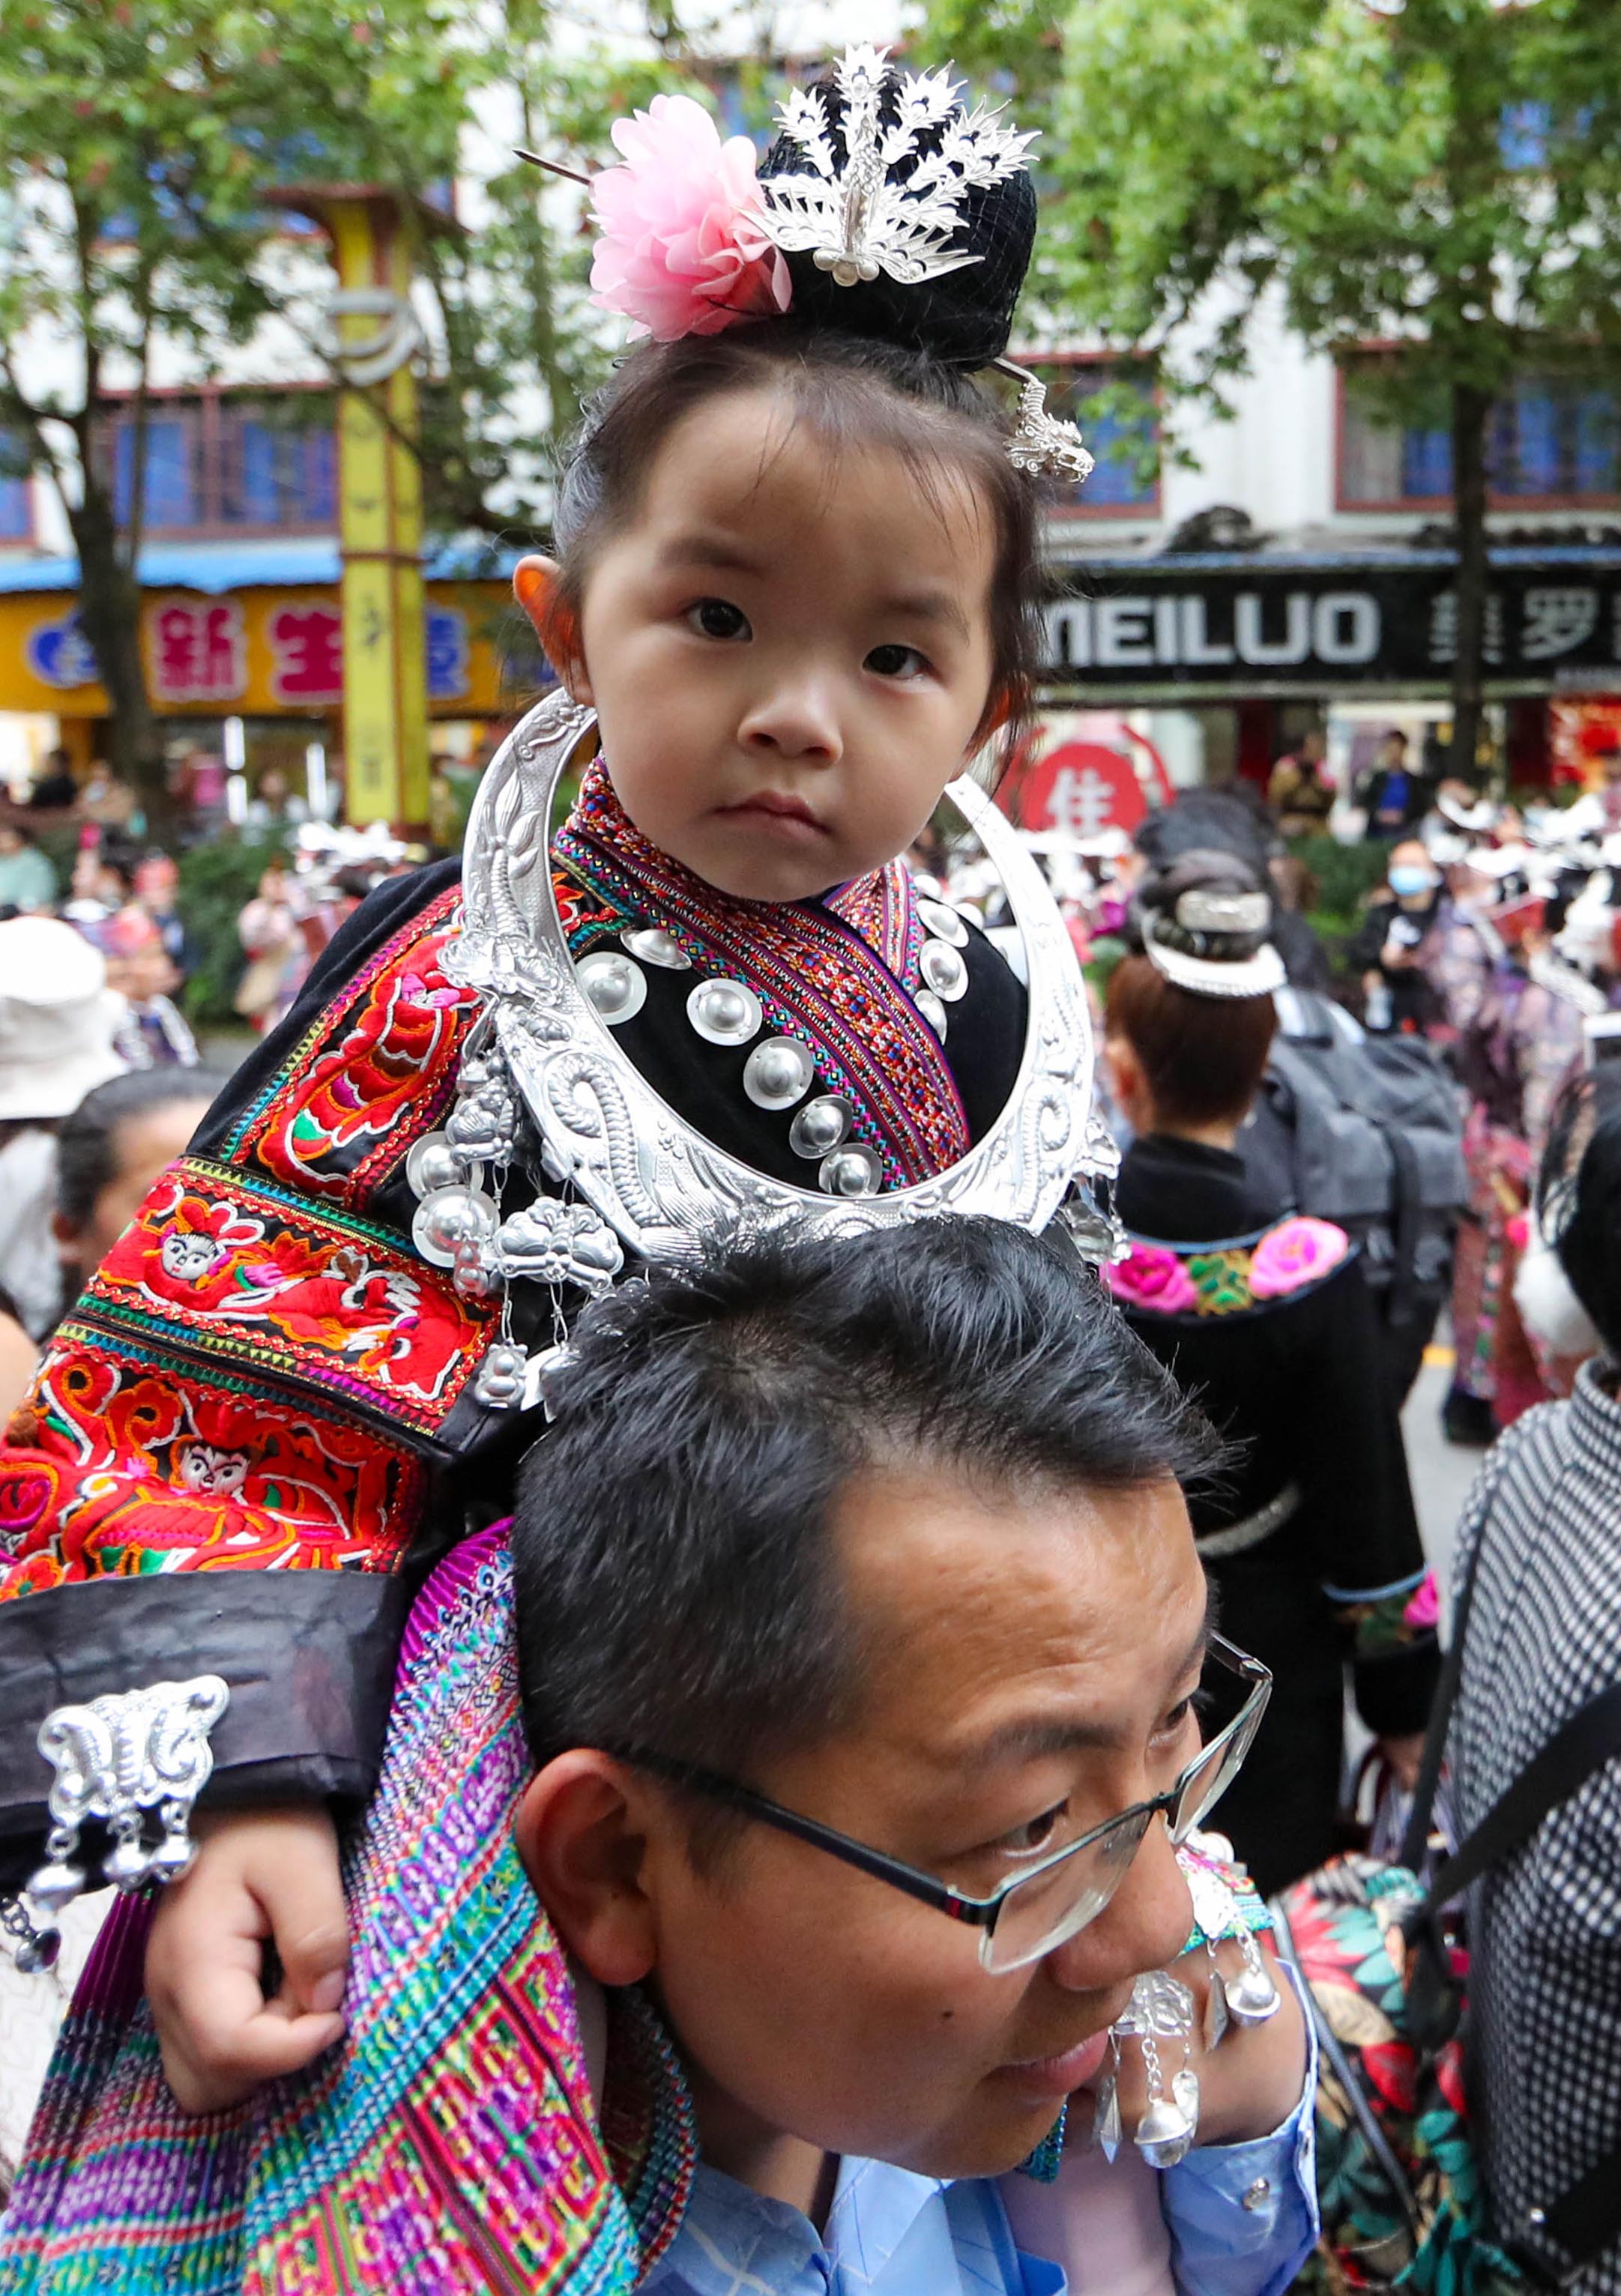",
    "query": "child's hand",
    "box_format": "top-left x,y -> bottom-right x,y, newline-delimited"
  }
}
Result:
145,1804 -> 349,2115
